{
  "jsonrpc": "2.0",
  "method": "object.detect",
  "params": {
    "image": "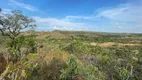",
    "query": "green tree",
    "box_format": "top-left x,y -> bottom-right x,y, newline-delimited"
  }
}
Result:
0,9 -> 36,61
0,9 -> 36,46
